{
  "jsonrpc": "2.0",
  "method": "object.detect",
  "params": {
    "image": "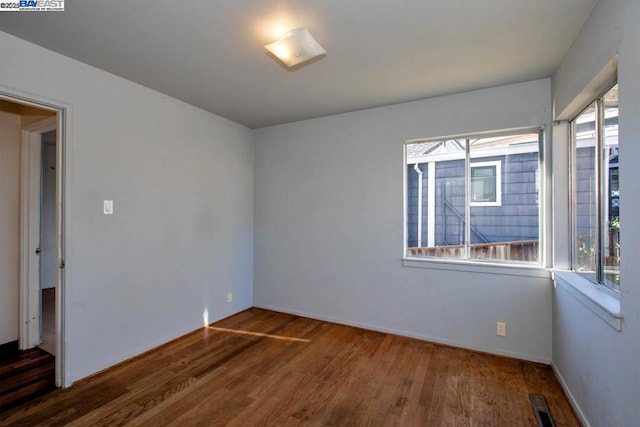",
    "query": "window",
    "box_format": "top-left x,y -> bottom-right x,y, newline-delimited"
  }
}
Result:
470,161 -> 501,206
571,84 -> 619,291
405,129 -> 542,264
